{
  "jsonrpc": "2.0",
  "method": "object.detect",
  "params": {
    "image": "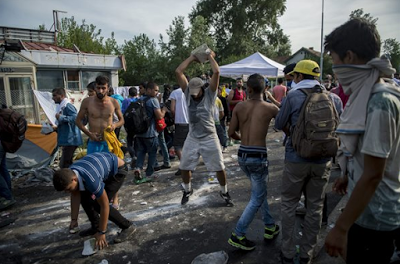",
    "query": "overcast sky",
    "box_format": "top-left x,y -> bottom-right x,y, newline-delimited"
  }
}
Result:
1,0 -> 399,55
